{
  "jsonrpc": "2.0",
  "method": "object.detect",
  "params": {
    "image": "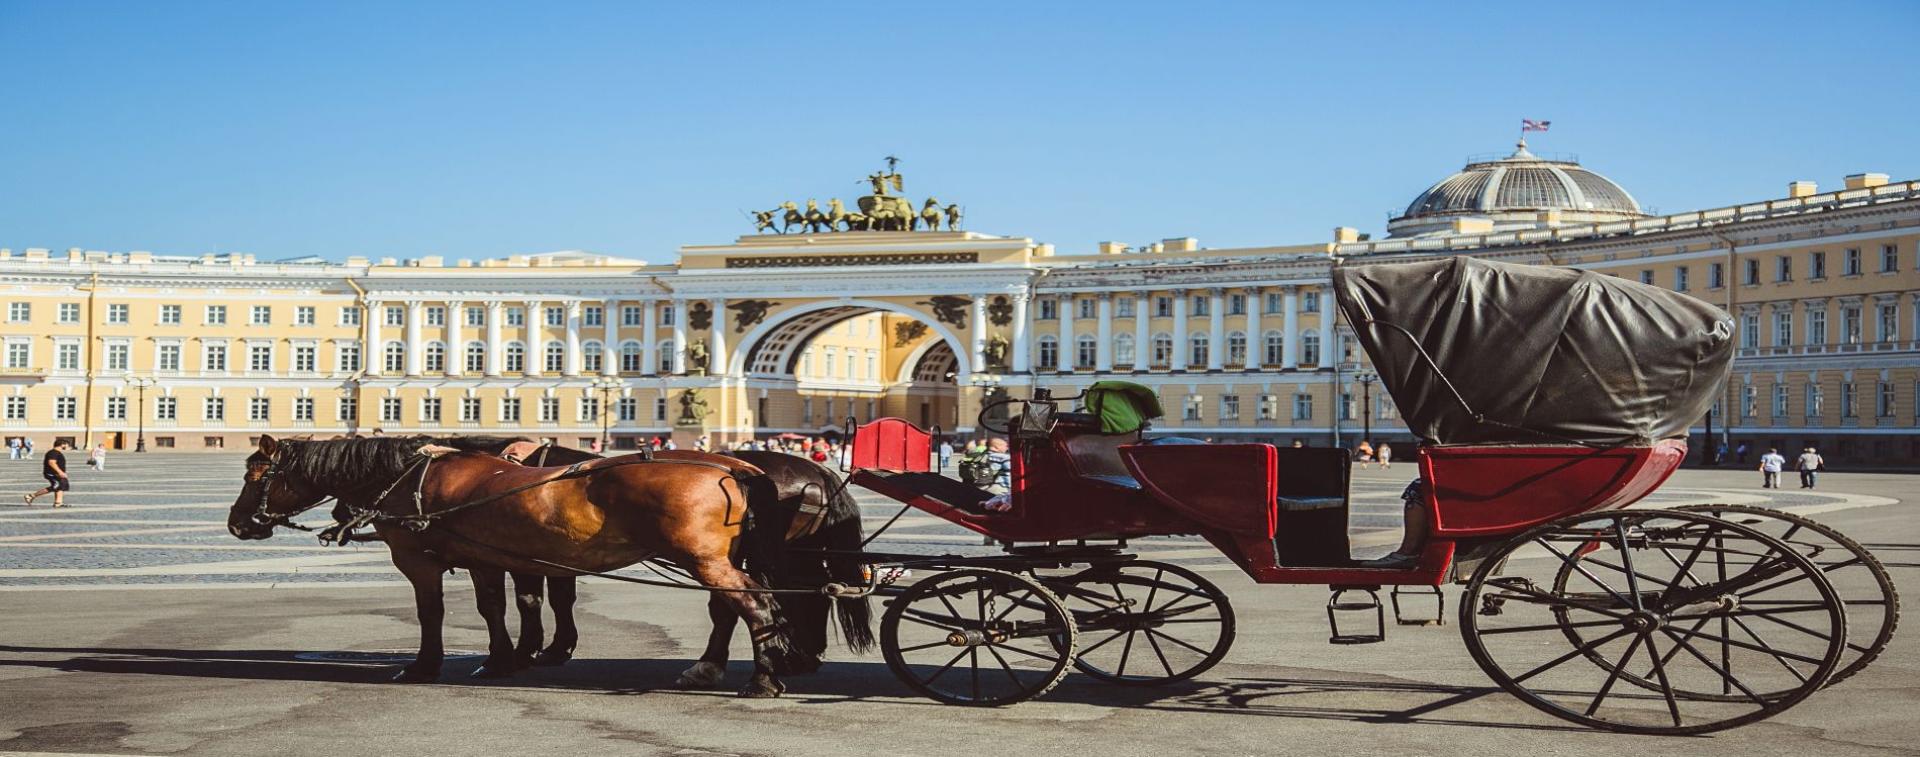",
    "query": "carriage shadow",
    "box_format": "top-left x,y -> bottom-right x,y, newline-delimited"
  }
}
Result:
0,643 -> 1586,732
